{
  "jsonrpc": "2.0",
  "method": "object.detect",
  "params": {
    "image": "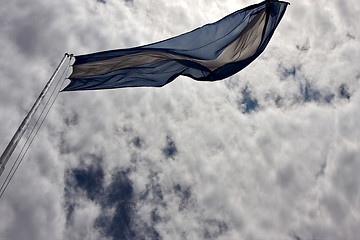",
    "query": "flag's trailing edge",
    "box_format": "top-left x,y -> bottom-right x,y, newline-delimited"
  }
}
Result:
64,0 -> 289,91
